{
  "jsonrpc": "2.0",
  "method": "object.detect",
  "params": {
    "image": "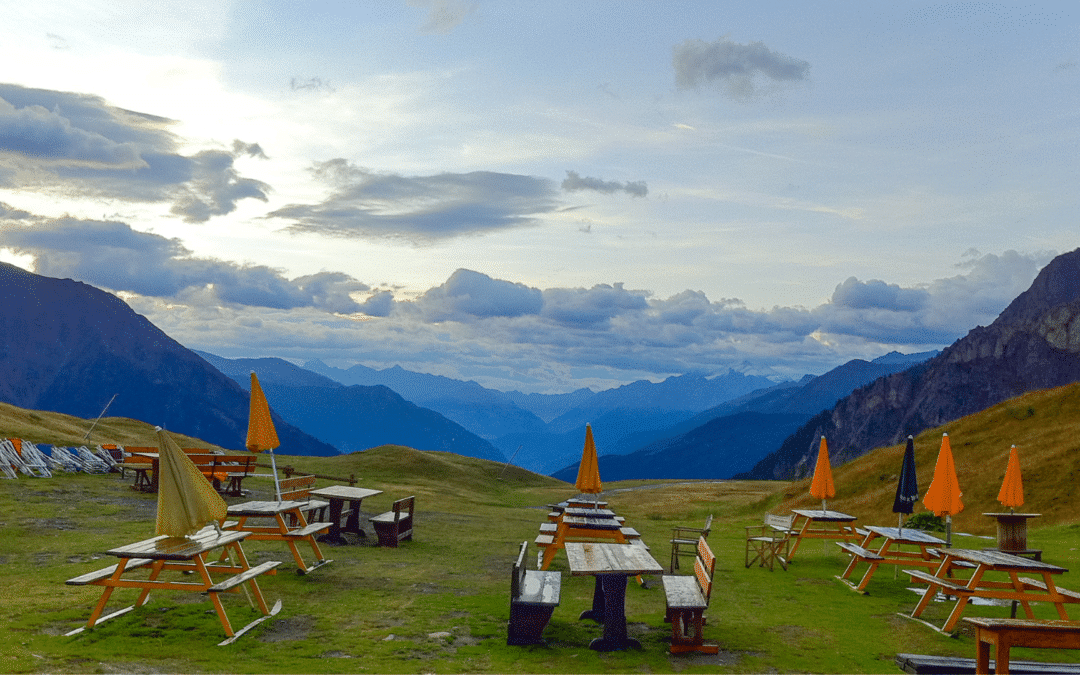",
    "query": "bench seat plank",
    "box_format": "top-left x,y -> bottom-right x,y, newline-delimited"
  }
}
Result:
66,558 -> 154,585
207,561 -> 282,593
663,574 -> 707,610
904,569 -> 977,594
836,542 -> 885,561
